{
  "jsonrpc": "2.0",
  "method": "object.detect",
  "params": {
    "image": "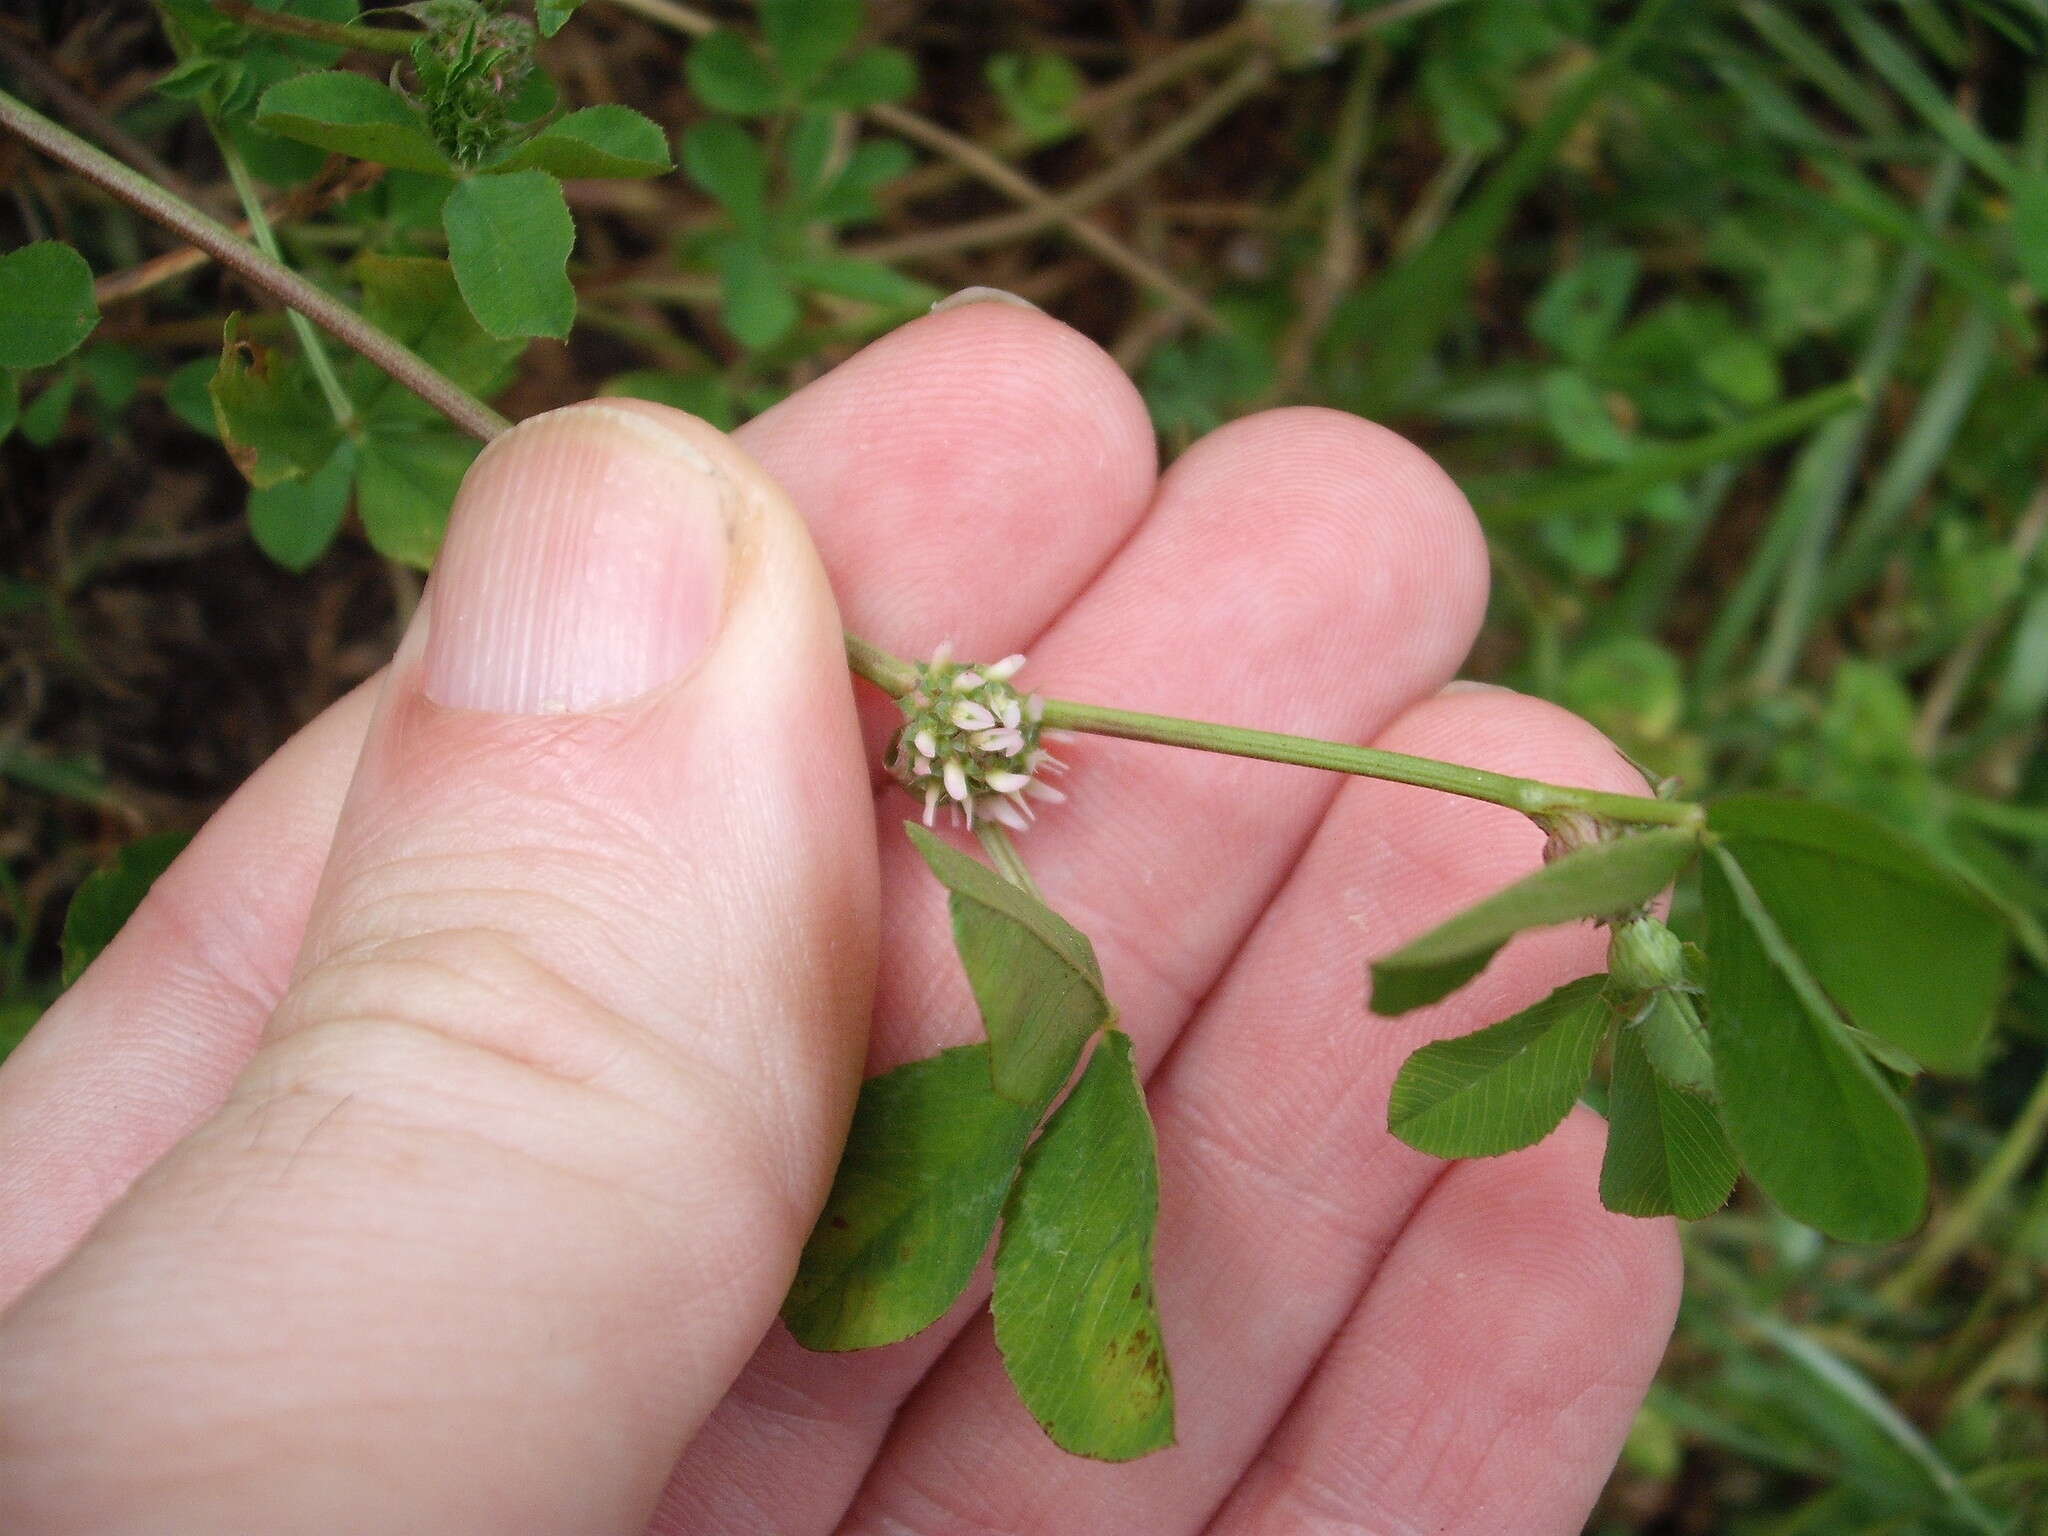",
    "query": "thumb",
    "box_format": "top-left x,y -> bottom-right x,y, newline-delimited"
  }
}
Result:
0,403 -> 879,1535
